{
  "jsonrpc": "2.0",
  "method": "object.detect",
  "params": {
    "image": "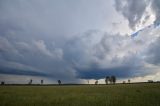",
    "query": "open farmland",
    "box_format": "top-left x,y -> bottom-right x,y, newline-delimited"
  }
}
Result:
0,83 -> 160,106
